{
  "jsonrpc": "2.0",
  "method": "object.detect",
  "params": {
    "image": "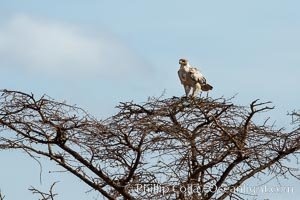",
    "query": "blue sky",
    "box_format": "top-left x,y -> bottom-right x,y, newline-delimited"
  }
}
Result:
0,1 -> 300,199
